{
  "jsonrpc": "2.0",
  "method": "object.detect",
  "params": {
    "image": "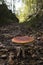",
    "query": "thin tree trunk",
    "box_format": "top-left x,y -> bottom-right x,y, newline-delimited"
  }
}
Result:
12,0 -> 13,12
